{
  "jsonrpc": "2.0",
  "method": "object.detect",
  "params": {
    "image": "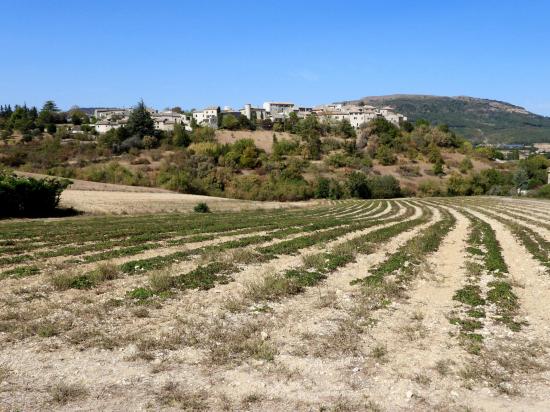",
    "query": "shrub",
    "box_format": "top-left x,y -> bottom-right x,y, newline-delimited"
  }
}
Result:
418,179 -> 446,197
533,184 -> 550,199
376,145 -> 397,165
191,126 -> 215,142
459,157 -> 474,174
368,175 -> 401,199
432,159 -> 445,176
172,123 -> 191,147
188,142 -> 223,158
0,170 -> 71,217
324,152 -> 358,168
272,138 -> 300,158
142,135 -> 158,149
346,171 -> 371,198
79,162 -> 147,186
194,202 -> 210,213
398,164 -> 421,177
